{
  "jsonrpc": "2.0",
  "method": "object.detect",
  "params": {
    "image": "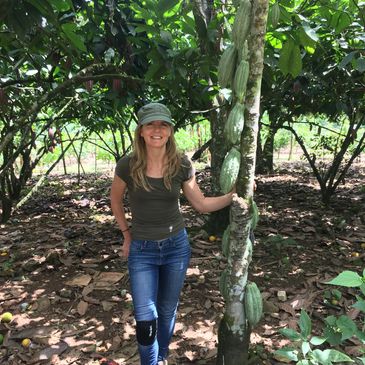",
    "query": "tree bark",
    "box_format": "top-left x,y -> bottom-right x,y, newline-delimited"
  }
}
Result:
217,0 -> 269,363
